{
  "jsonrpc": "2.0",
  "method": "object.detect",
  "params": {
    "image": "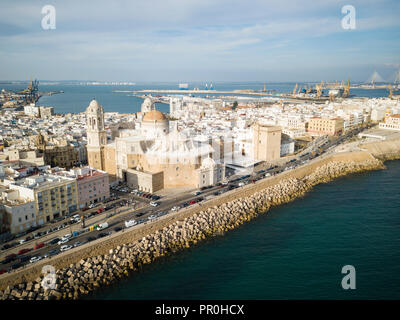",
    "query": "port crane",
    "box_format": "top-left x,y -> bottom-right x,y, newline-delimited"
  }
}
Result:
342,78 -> 350,98
388,85 -> 393,99
292,83 -> 298,97
18,76 -> 39,103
